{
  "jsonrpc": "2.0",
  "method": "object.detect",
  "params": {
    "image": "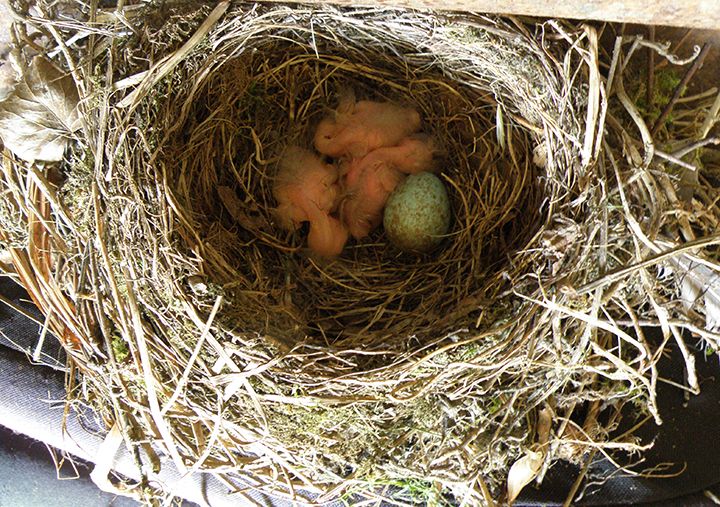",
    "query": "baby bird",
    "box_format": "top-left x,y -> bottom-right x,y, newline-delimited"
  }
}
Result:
337,134 -> 440,239
273,146 -> 340,230
314,92 -> 422,159
340,154 -> 405,240
371,134 -> 441,175
307,212 -> 349,258
273,146 -> 348,257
